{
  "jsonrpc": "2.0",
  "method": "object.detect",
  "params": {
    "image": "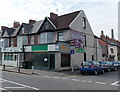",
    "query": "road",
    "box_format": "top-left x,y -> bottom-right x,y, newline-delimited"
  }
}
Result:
0,69 -> 120,92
